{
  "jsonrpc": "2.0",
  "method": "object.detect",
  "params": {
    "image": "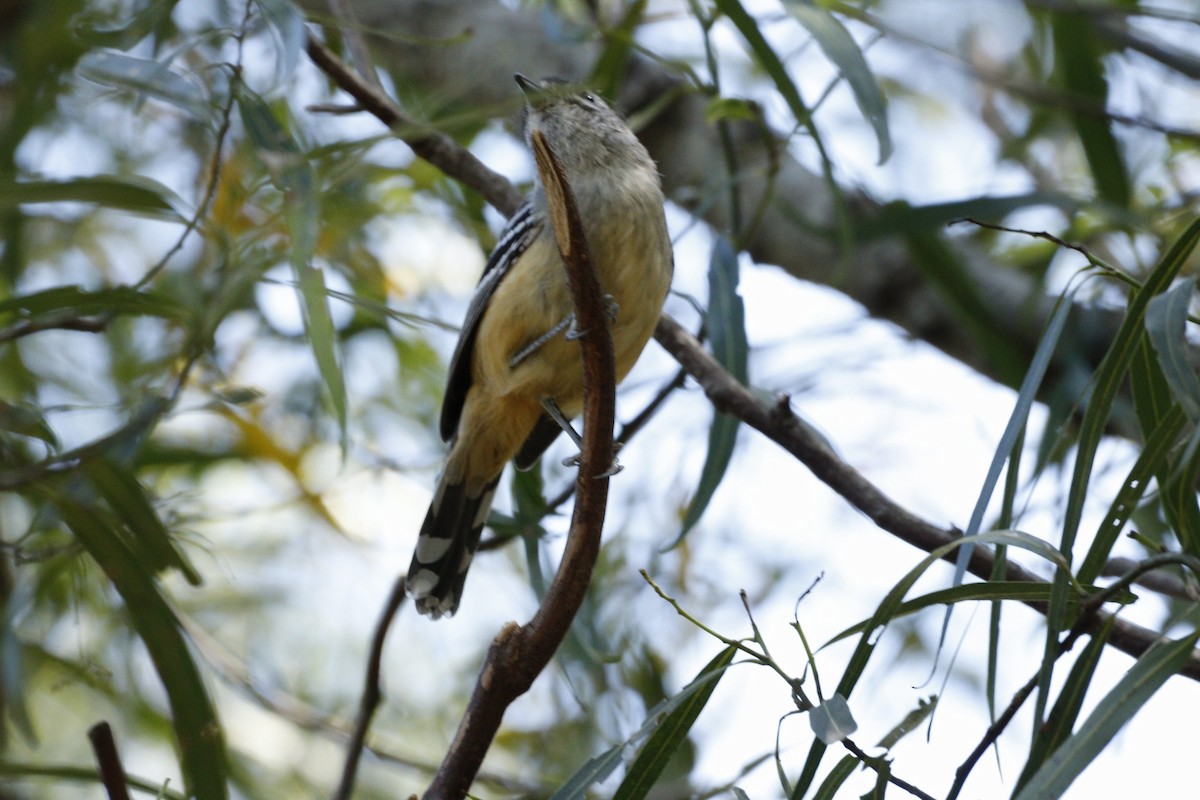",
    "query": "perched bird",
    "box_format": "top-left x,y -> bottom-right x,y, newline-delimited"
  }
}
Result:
406,74 -> 674,618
